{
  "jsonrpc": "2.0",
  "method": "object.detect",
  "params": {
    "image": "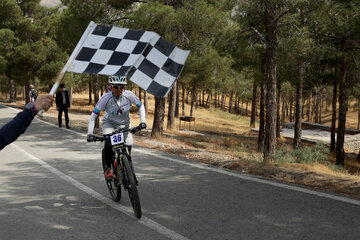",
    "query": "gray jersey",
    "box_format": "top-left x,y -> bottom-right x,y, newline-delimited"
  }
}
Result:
93,91 -> 141,125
